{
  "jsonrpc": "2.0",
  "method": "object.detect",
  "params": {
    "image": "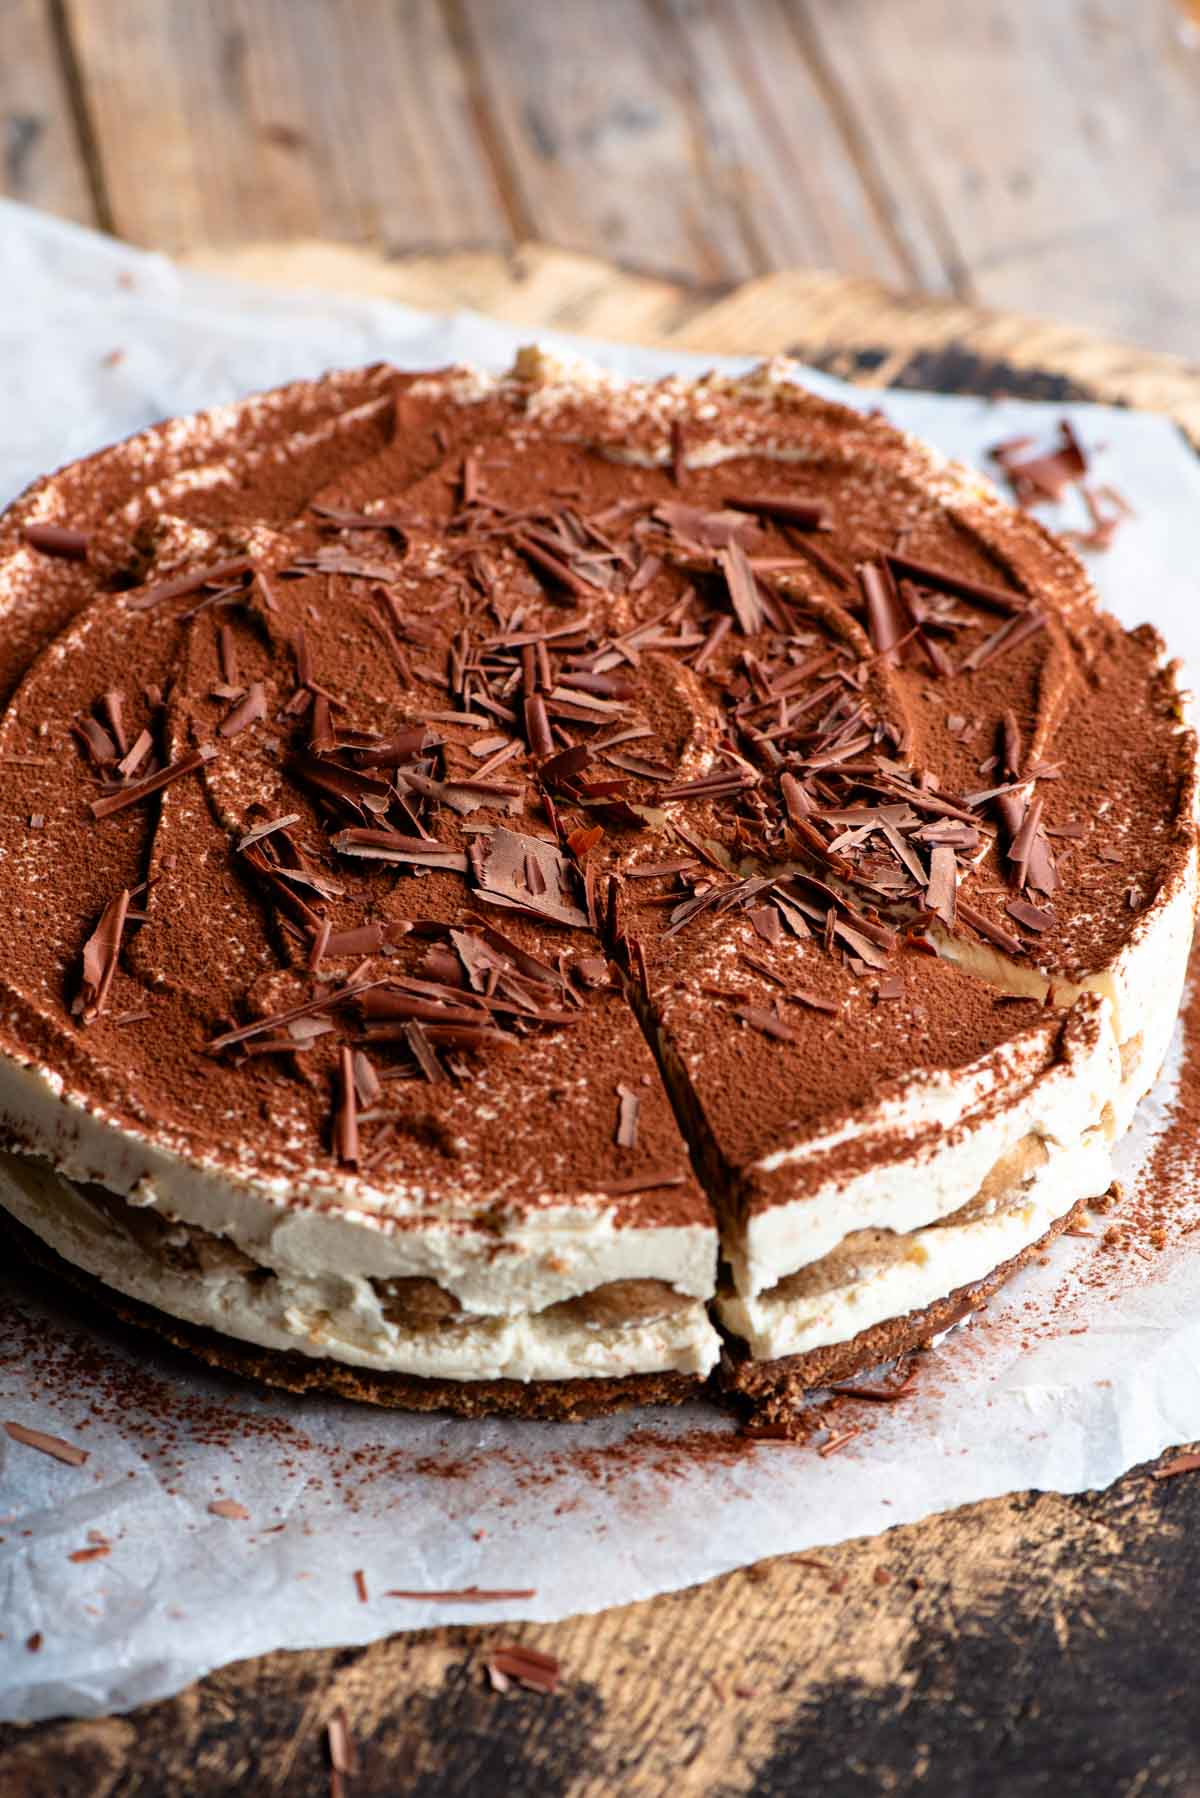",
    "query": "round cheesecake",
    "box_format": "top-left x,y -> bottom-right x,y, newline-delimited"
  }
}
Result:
0,350 -> 1193,1420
